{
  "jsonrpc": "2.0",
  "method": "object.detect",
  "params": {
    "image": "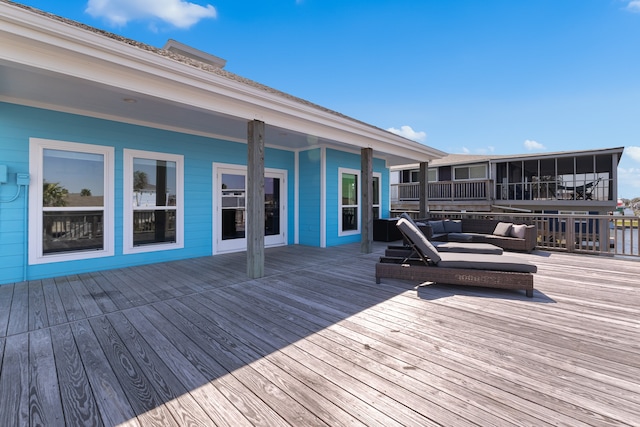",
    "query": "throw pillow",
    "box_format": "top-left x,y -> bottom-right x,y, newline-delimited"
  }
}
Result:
396,218 -> 442,263
493,222 -> 513,237
443,219 -> 463,233
510,224 -> 527,239
429,220 -> 446,234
